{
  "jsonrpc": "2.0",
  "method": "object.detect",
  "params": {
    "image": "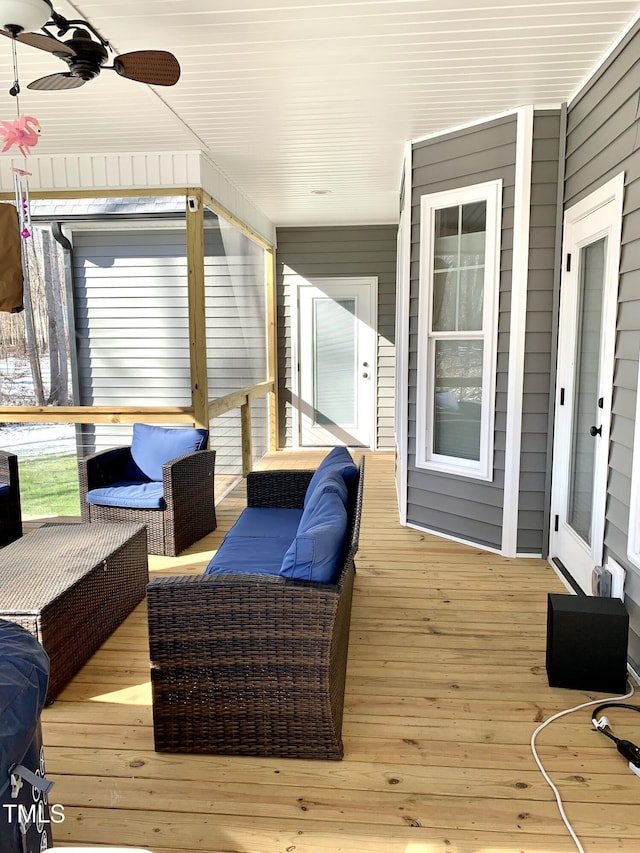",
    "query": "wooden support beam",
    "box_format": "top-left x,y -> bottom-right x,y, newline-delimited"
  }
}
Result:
202,191 -> 273,252
266,246 -> 278,452
240,400 -> 252,477
0,407 -> 195,425
186,188 -> 209,432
